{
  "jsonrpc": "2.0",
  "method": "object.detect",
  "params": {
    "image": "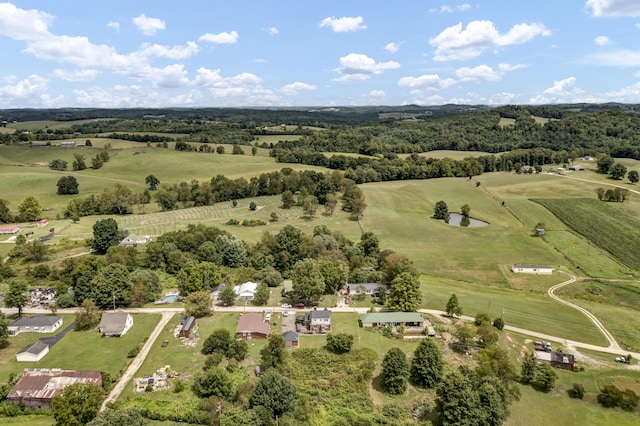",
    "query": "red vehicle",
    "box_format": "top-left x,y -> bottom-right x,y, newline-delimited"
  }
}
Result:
294,303 -> 305,309
161,340 -> 169,347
